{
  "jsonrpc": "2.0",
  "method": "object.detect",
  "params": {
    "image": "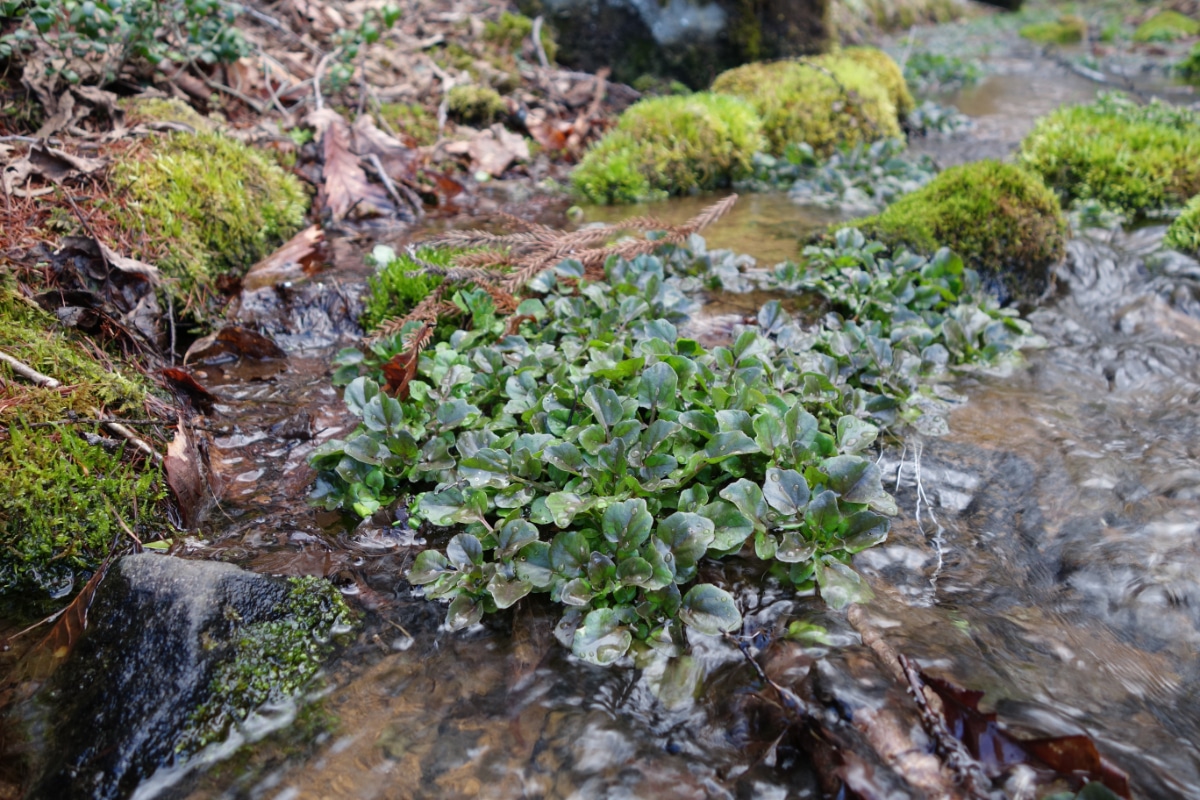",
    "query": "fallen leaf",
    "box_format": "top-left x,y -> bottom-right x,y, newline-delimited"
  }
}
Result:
184,325 -> 287,364
159,367 -> 218,414
242,224 -> 326,290
2,143 -> 108,196
467,124 -> 530,177
165,420 -> 208,528
18,557 -> 113,681
307,107 -> 394,221
351,114 -> 420,182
